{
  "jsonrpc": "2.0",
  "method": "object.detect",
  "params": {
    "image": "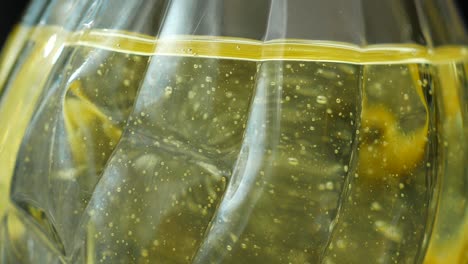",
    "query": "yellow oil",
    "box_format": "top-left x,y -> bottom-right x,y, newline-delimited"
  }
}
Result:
0,25 -> 466,263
